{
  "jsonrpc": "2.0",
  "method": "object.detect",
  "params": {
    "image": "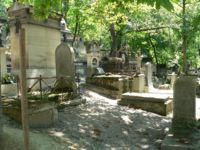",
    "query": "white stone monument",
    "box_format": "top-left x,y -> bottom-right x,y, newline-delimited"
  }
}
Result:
144,62 -> 154,92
